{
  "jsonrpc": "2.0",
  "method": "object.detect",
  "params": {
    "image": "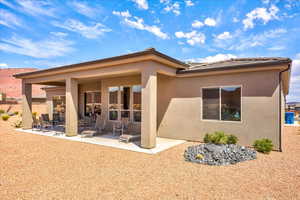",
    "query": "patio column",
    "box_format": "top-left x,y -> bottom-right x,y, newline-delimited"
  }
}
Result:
141,69 -> 157,149
65,78 -> 78,136
22,80 -> 33,129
